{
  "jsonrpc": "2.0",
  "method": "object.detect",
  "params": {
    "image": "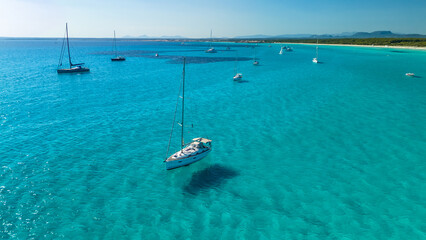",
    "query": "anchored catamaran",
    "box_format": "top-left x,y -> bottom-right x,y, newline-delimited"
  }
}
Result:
57,23 -> 90,73
164,58 -> 212,170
